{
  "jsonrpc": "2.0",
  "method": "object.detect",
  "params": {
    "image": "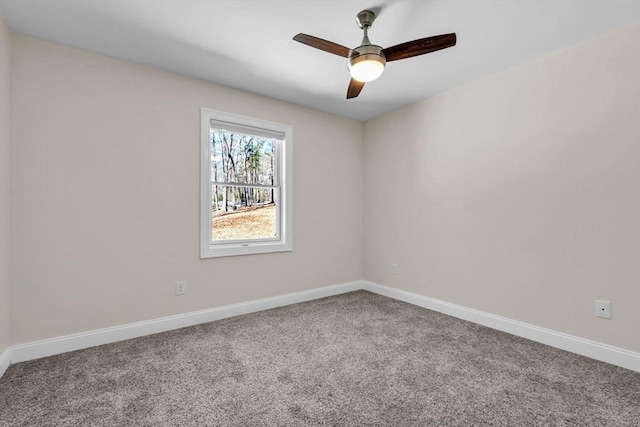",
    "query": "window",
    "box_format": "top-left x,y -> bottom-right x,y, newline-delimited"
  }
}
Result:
200,108 -> 292,258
